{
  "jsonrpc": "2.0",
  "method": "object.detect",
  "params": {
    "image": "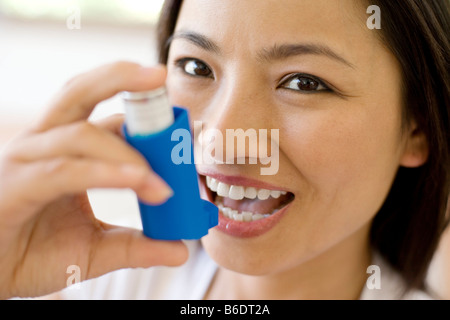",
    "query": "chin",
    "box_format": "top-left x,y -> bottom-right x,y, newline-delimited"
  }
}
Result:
200,228 -> 296,276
